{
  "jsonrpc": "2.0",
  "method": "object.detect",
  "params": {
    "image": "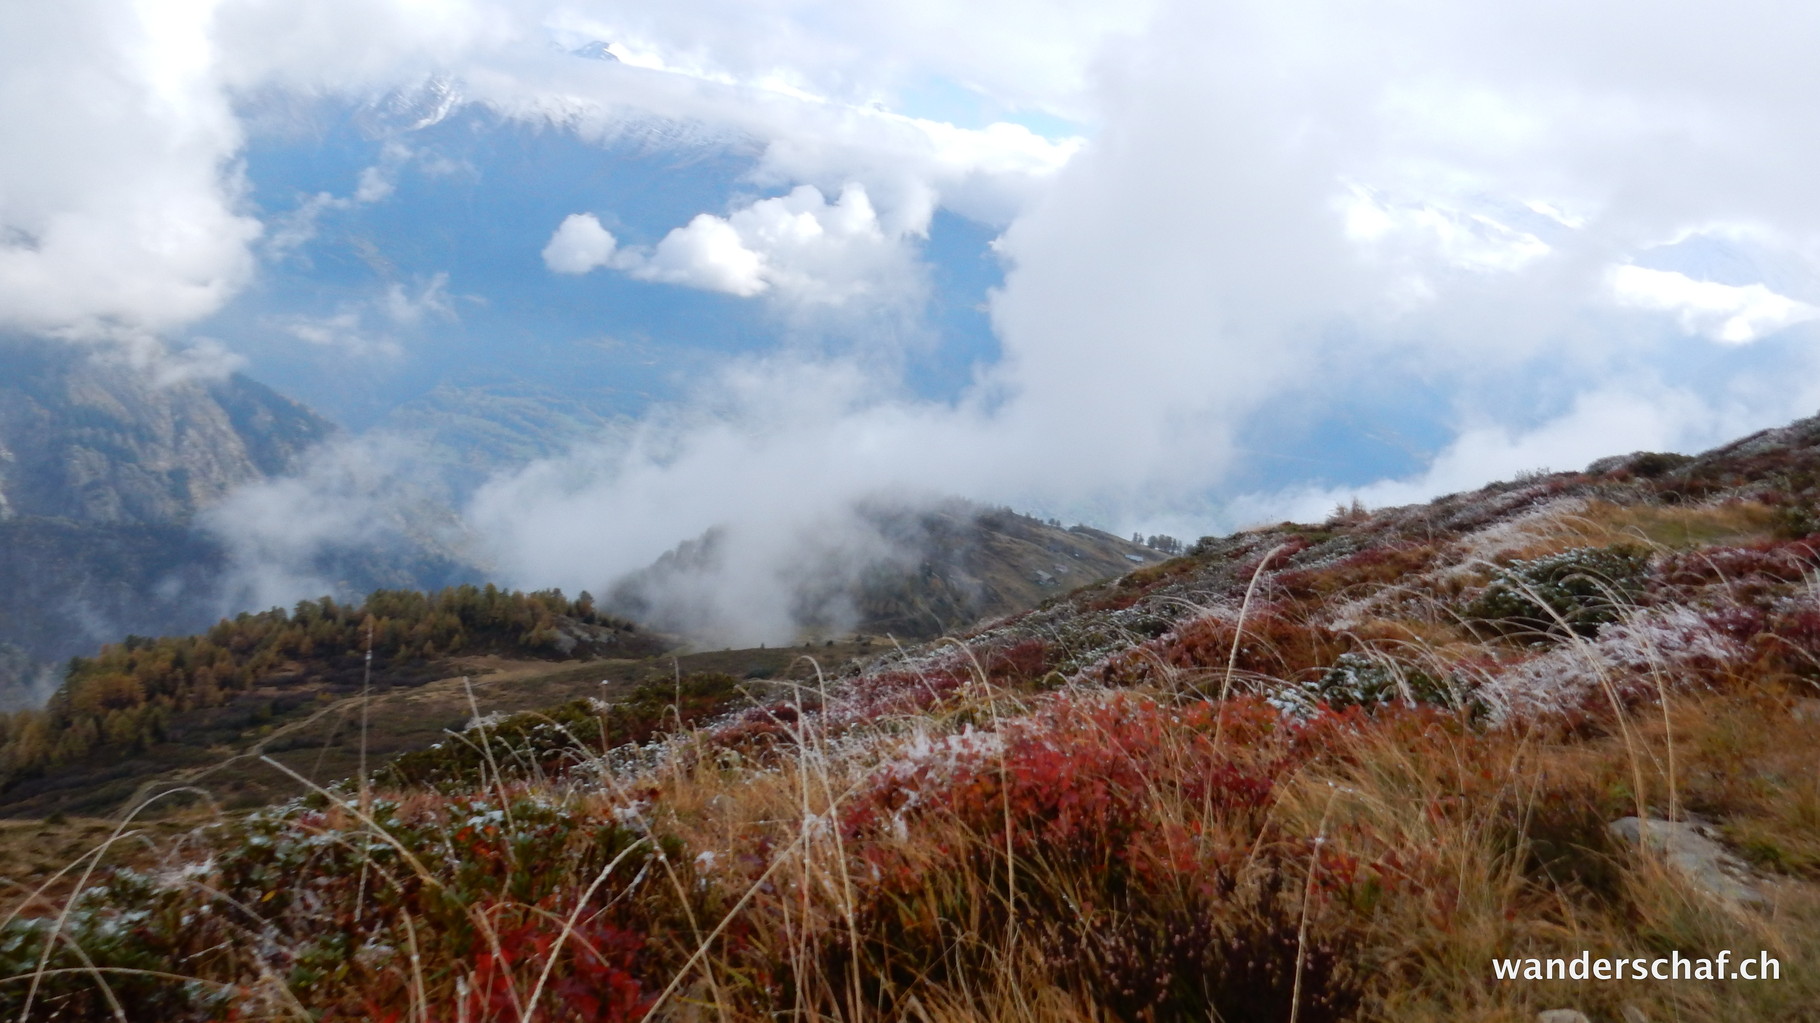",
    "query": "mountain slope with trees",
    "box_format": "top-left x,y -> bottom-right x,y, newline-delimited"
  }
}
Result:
0,585 -> 661,814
